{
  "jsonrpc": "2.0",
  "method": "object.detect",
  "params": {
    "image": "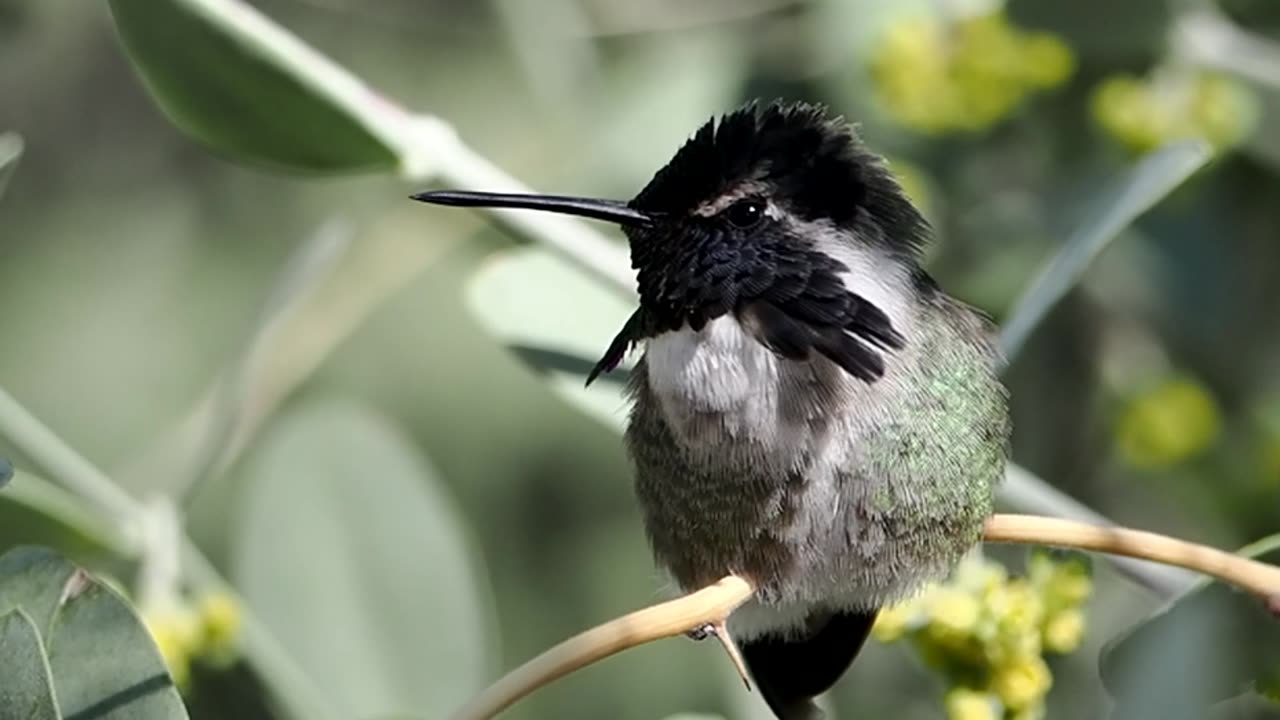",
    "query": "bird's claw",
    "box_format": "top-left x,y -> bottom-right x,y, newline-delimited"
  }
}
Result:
686,623 -> 717,641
